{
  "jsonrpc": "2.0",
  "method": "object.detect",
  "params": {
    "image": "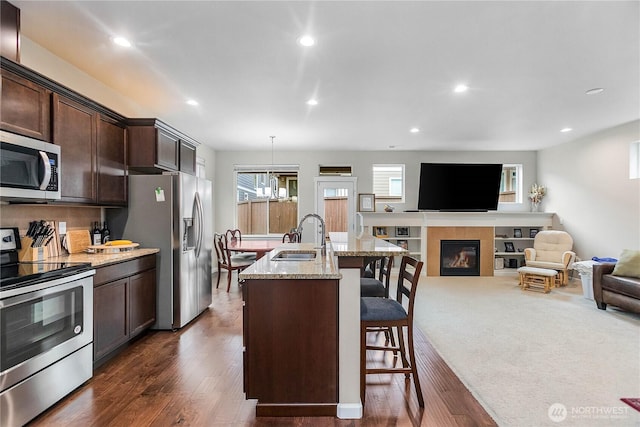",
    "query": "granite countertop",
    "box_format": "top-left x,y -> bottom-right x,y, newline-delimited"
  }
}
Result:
46,248 -> 159,268
239,243 -> 341,280
329,231 -> 409,257
240,233 -> 408,280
